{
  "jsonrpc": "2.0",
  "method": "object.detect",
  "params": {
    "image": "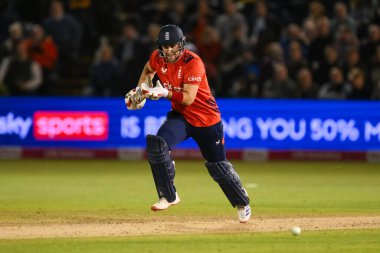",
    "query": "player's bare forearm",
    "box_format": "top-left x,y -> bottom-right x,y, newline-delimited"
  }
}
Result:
138,62 -> 155,87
